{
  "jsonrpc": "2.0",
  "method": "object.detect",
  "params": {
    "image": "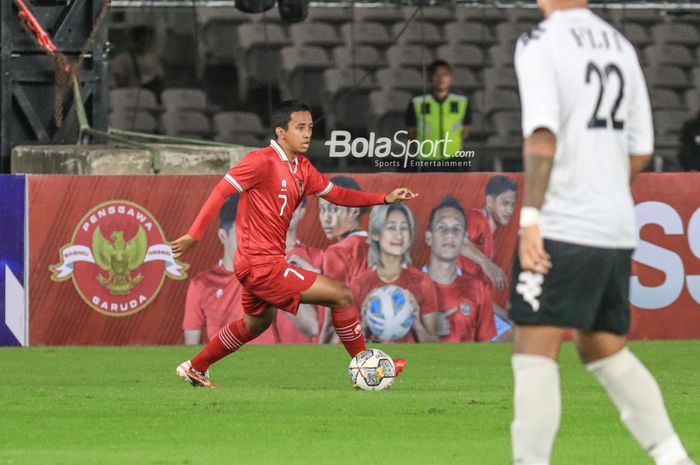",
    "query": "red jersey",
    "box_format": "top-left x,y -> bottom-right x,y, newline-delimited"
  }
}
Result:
187,141 -> 385,268
468,208 -> 494,258
458,208 -> 494,278
182,264 -> 278,344
350,266 -> 439,343
287,240 -> 324,271
322,231 -> 370,285
432,274 -> 496,343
